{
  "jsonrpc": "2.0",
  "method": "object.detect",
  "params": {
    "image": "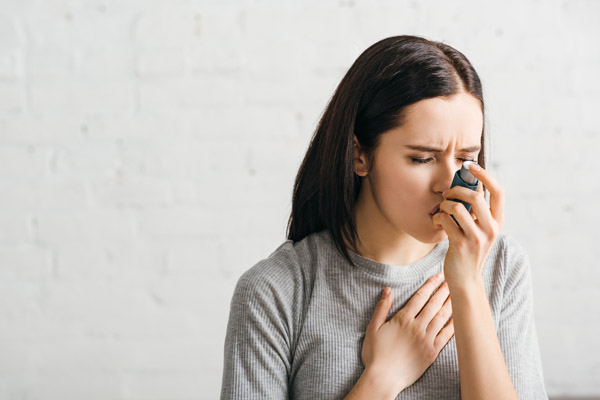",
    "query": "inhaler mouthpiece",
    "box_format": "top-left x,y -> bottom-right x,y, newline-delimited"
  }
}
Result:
459,161 -> 479,185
